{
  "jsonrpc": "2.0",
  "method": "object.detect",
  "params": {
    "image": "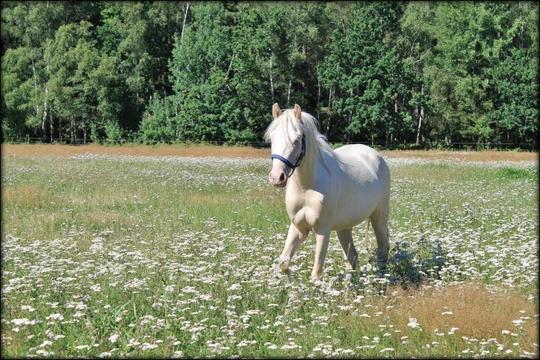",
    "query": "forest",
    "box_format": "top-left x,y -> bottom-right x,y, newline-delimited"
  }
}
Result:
1,1 -> 538,148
